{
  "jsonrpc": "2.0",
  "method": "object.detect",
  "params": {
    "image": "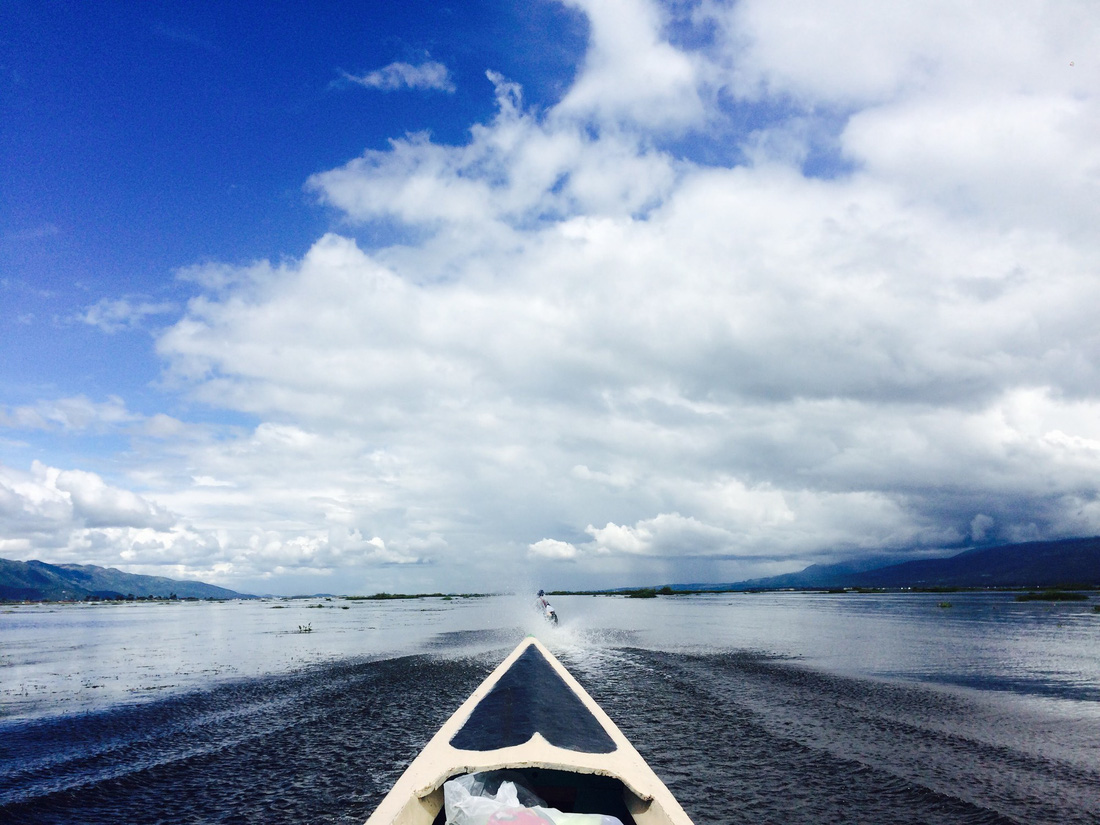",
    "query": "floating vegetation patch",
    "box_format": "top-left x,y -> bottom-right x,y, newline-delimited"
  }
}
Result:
1015,590 -> 1090,602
